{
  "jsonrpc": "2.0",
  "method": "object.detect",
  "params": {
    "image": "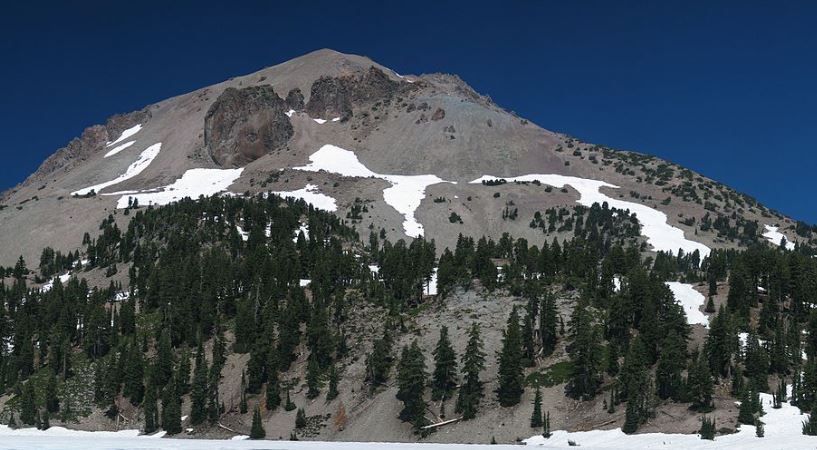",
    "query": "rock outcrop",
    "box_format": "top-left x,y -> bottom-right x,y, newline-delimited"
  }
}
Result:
204,86 -> 293,167
305,66 -> 413,121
